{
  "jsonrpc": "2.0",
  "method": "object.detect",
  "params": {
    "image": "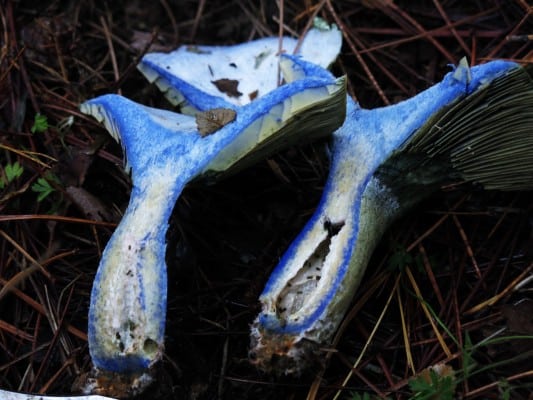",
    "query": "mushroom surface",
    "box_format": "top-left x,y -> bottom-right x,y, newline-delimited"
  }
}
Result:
0,388 -> 116,400
250,60 -> 533,374
80,27 -> 345,395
